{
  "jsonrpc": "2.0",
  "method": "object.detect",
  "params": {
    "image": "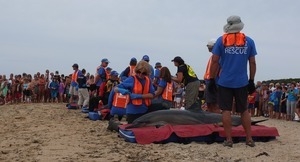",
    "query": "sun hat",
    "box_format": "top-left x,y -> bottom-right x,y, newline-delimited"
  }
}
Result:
223,15 -> 244,33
